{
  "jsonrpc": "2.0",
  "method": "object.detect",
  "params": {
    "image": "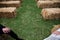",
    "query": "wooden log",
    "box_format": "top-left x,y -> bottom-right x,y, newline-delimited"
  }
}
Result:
37,1 -> 60,8
41,8 -> 60,20
51,25 -> 60,33
0,7 -> 16,18
0,1 -> 20,8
